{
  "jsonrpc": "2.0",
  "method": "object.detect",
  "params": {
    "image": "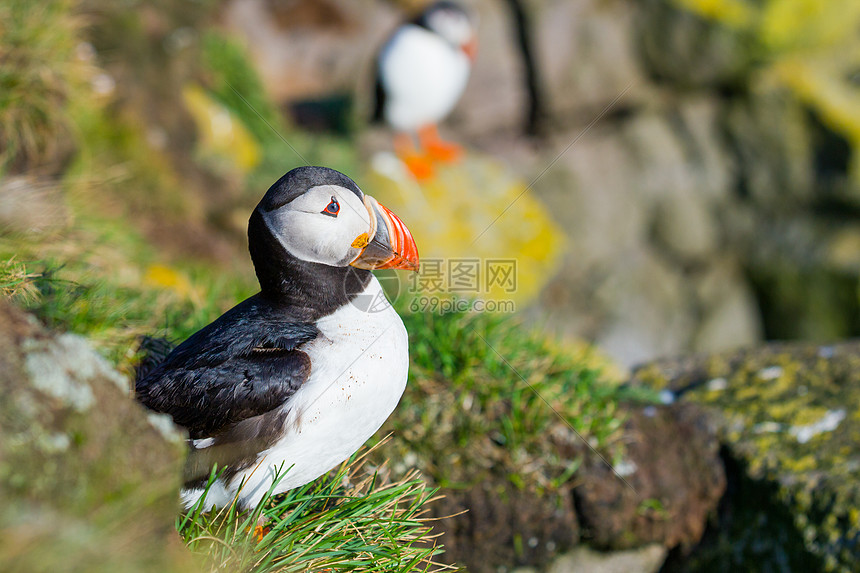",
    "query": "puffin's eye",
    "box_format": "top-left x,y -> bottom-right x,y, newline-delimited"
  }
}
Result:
321,196 -> 340,217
